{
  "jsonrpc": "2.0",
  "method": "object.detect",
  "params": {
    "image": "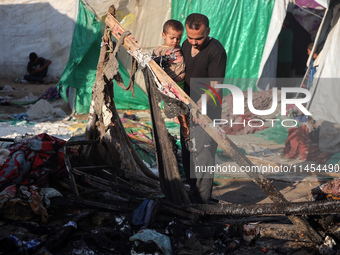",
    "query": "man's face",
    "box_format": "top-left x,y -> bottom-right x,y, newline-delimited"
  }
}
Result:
186,24 -> 210,51
162,27 -> 183,48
